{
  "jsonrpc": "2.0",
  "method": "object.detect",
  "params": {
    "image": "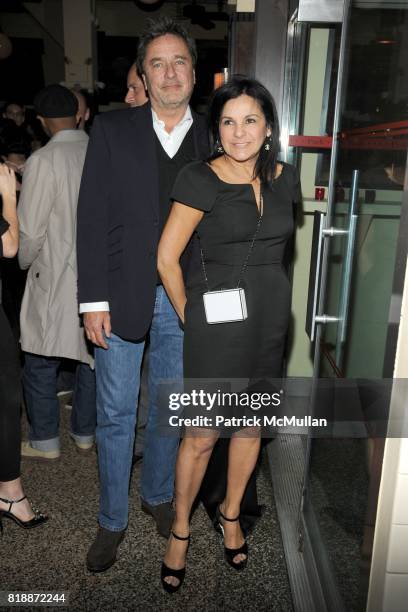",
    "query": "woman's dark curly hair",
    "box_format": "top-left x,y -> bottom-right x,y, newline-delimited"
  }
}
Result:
0,120 -> 30,158
208,75 -> 280,184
